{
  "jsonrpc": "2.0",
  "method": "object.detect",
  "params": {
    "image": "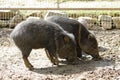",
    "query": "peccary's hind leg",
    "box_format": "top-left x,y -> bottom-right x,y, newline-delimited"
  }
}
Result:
20,47 -> 33,70
23,56 -> 33,70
